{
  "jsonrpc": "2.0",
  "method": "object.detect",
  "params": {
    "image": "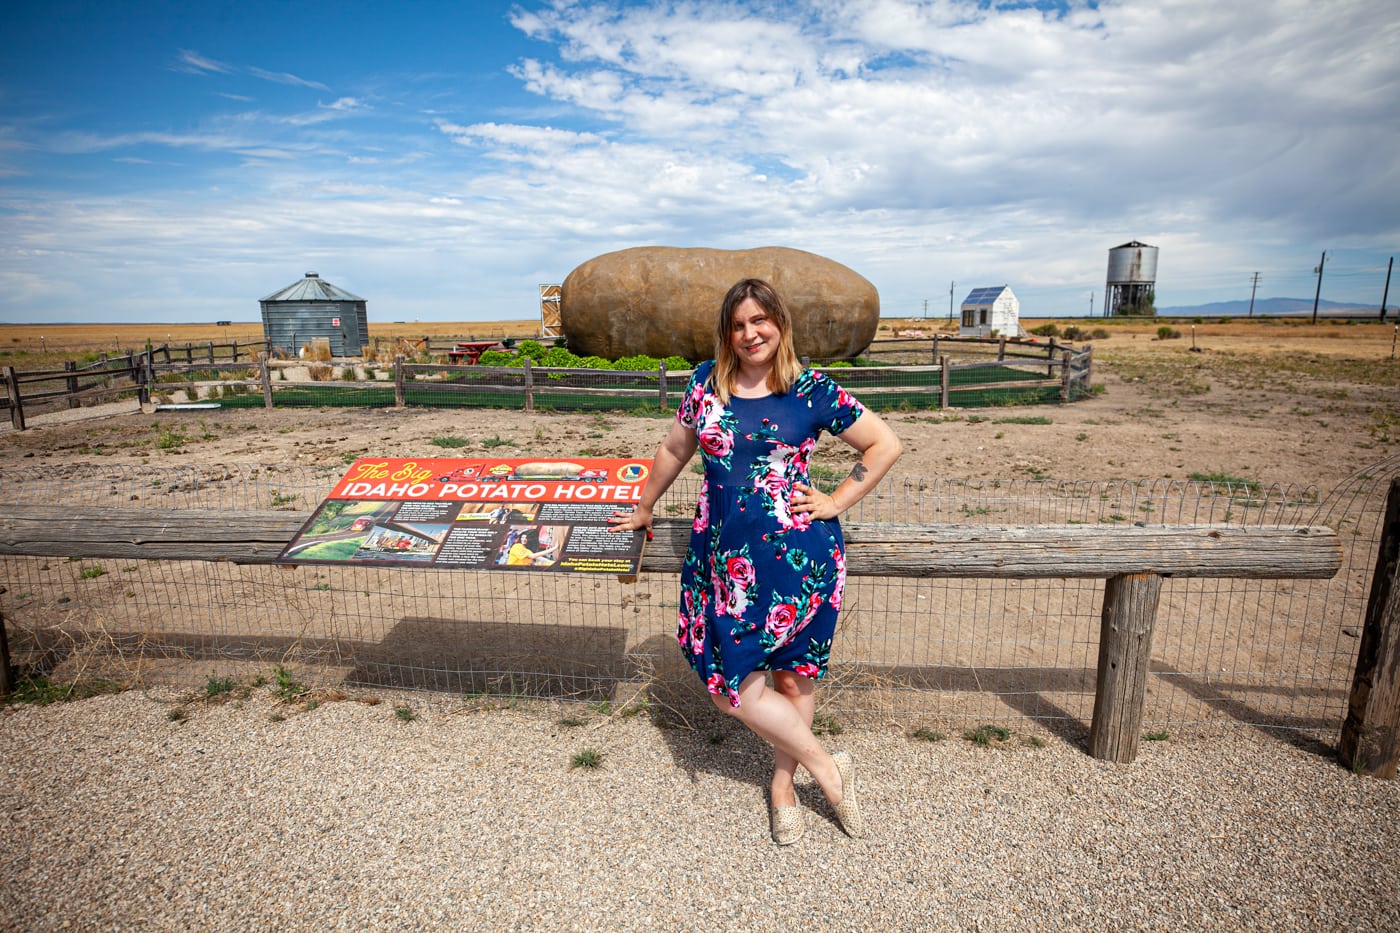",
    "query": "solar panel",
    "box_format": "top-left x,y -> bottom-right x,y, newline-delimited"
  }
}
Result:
963,286 -> 1007,304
